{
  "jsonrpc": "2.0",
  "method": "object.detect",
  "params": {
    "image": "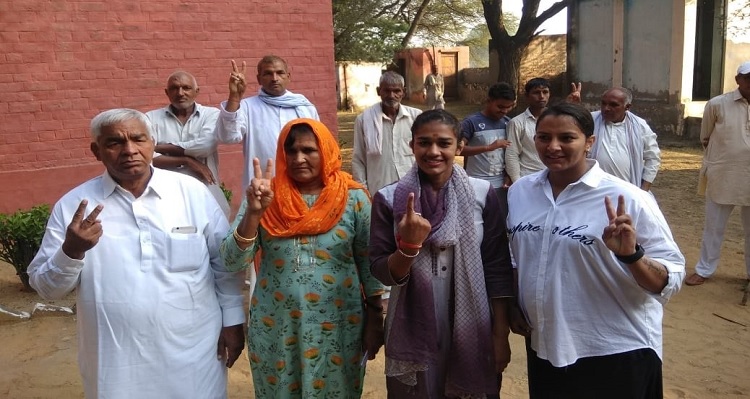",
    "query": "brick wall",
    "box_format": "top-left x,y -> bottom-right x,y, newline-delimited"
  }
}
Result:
0,0 -> 336,214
